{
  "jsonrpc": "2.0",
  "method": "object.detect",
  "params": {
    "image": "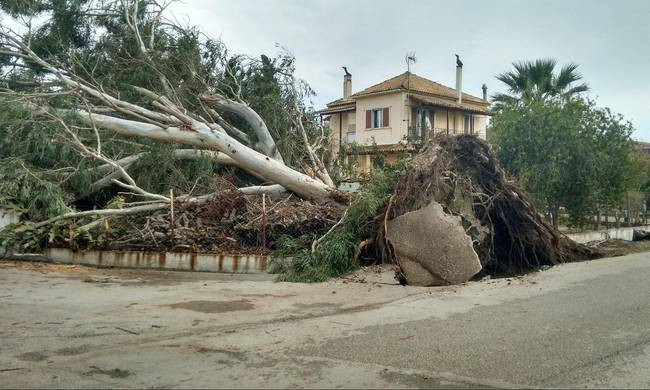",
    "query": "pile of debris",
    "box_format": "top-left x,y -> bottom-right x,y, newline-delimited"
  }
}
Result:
36,135 -> 604,286
90,190 -> 343,254
375,135 -> 601,286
